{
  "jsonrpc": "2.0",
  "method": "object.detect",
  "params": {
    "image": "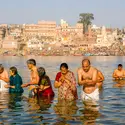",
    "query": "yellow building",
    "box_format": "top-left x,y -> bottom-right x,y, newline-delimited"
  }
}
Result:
23,21 -> 56,42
